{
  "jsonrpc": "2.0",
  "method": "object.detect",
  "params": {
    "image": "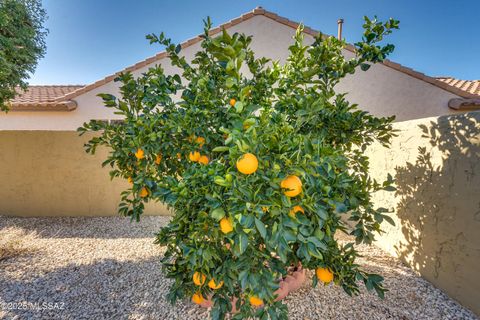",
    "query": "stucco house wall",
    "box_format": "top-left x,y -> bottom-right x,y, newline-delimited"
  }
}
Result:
0,131 -> 168,216
0,15 -> 466,131
366,111 -> 480,315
